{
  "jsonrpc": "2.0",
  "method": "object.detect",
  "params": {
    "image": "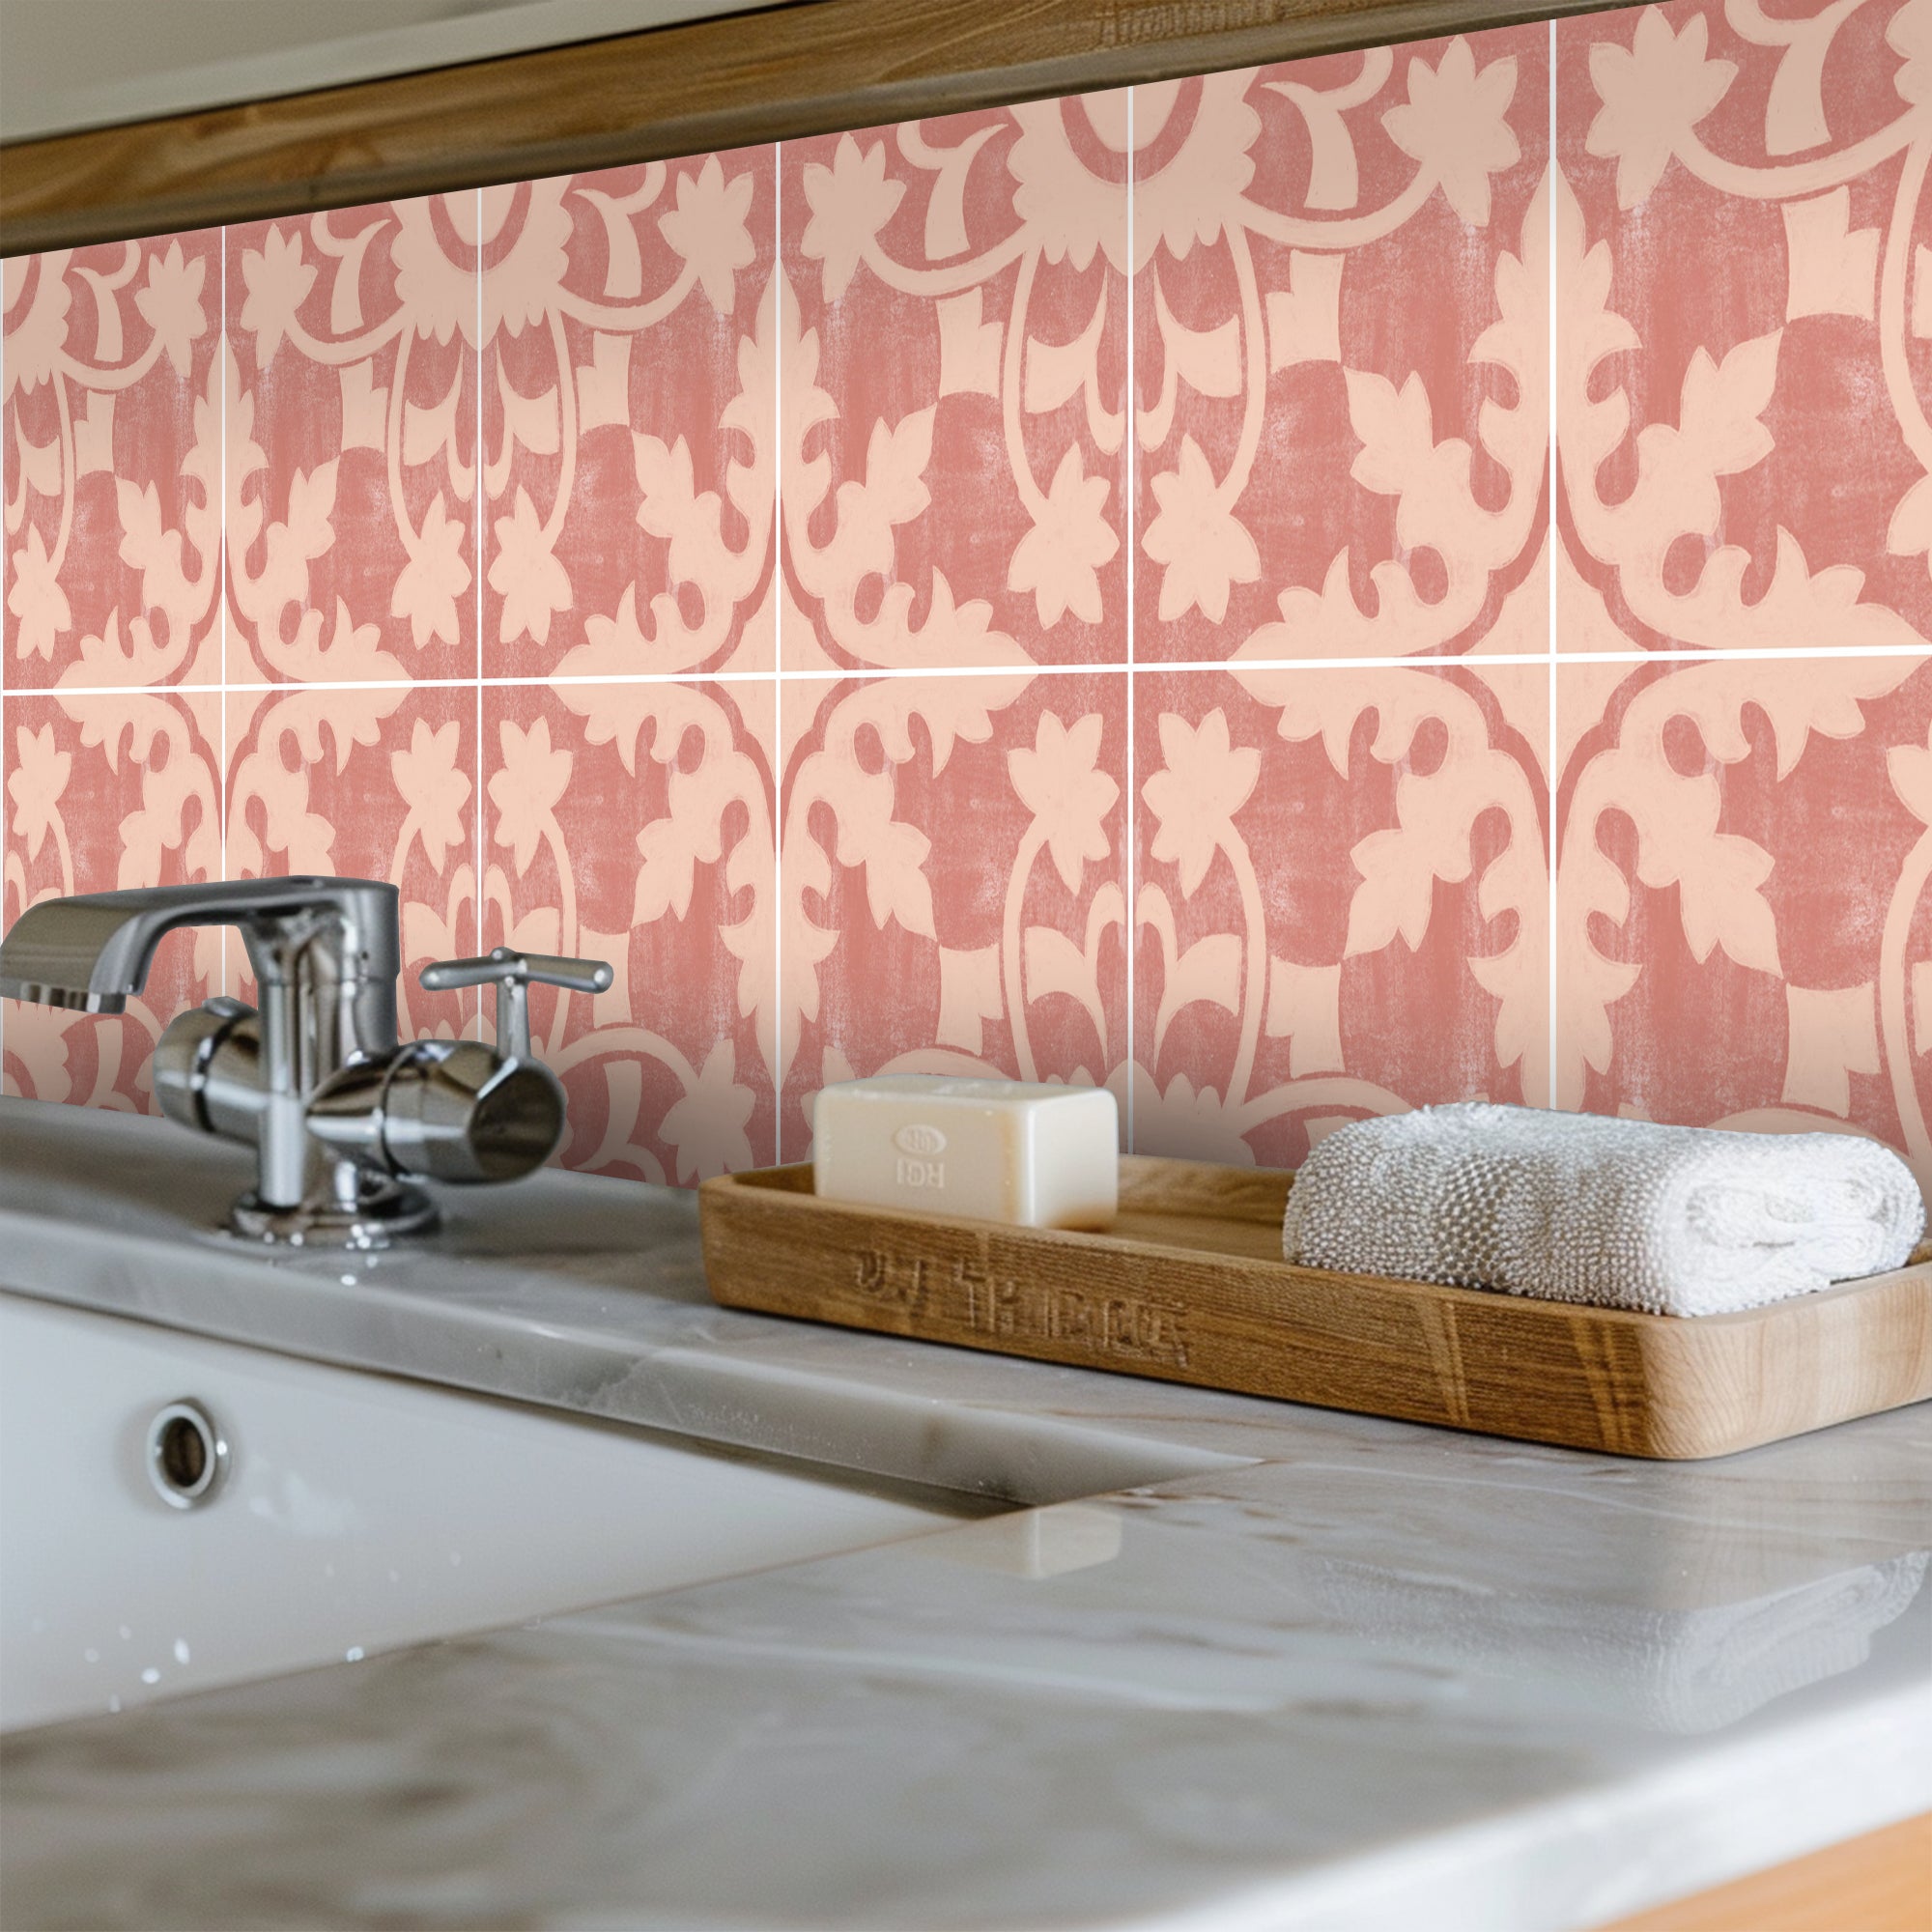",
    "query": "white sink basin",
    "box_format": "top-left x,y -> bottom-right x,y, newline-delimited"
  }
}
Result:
0,1293 -> 975,1733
